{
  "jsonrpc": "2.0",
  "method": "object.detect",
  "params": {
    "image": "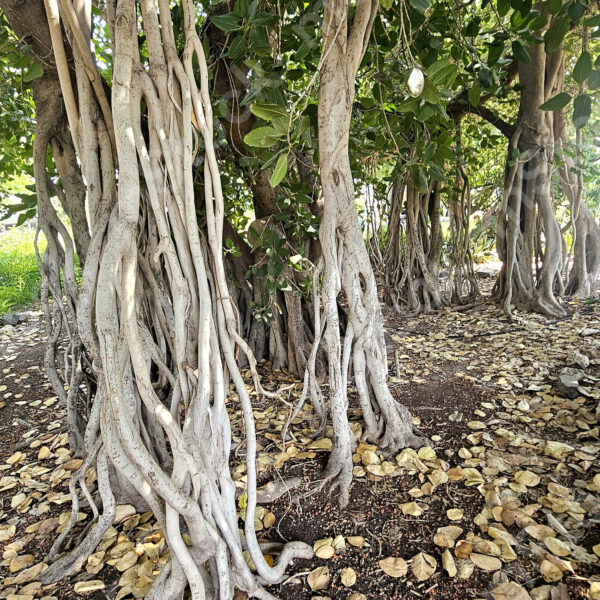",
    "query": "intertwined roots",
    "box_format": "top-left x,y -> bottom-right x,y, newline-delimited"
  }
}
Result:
37,0 -> 311,597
